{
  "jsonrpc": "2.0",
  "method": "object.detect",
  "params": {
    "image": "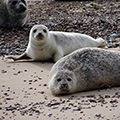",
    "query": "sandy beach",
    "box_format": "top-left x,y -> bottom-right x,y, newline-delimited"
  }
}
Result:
0,57 -> 120,120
